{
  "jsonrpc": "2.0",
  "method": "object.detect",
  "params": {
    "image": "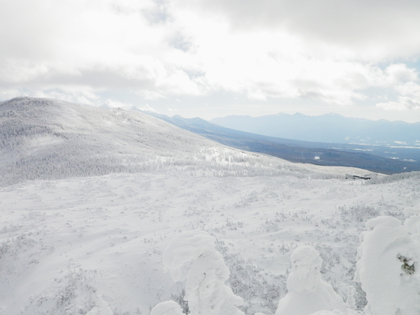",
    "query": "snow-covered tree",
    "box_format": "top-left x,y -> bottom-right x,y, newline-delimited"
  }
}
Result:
355,215 -> 420,315
275,245 -> 347,315
84,294 -> 113,315
161,231 -> 245,315
150,300 -> 184,315
309,311 -> 345,315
